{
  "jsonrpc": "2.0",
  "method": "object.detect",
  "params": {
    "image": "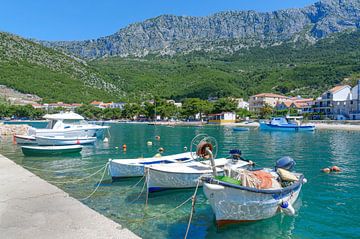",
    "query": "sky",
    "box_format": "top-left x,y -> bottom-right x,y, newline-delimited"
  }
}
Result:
0,0 -> 317,41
